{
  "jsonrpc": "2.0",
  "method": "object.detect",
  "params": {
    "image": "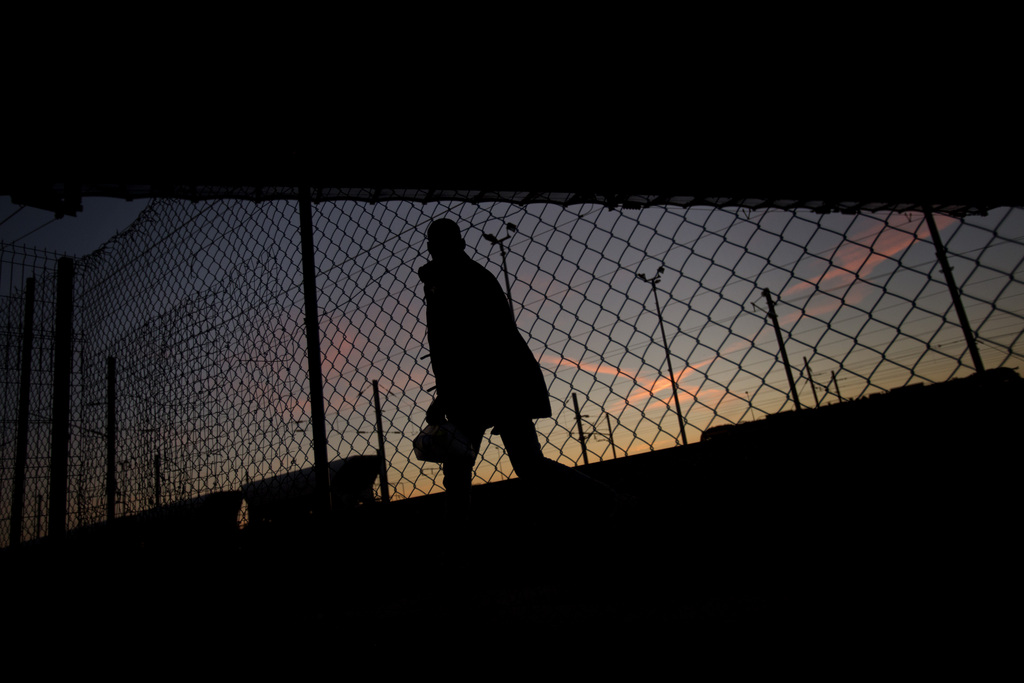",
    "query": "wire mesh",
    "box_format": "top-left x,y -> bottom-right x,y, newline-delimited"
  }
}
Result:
0,245 -> 67,544
2,196 -> 1022,546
